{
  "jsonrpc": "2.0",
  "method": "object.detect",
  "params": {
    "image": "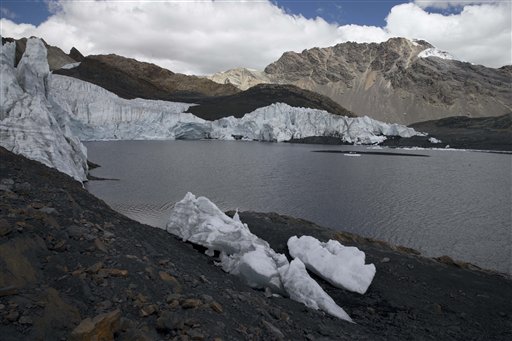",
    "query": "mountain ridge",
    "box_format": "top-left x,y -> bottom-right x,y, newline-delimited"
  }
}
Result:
209,38 -> 512,124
